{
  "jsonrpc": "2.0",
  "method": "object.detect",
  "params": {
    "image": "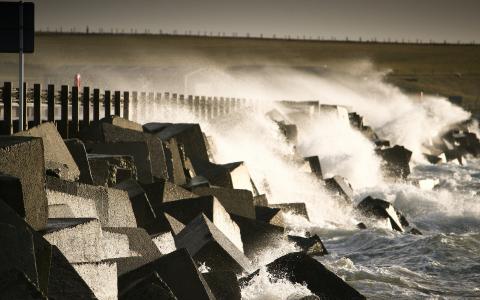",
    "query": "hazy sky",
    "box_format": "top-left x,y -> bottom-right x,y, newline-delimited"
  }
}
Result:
33,0 -> 480,42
